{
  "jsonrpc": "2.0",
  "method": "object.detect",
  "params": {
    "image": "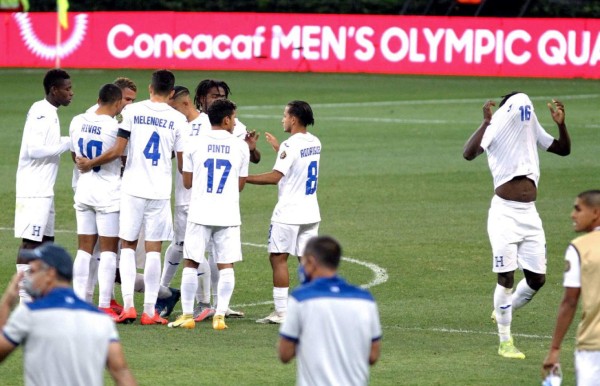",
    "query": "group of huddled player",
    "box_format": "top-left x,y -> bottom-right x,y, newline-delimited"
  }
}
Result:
13,69 -> 322,331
